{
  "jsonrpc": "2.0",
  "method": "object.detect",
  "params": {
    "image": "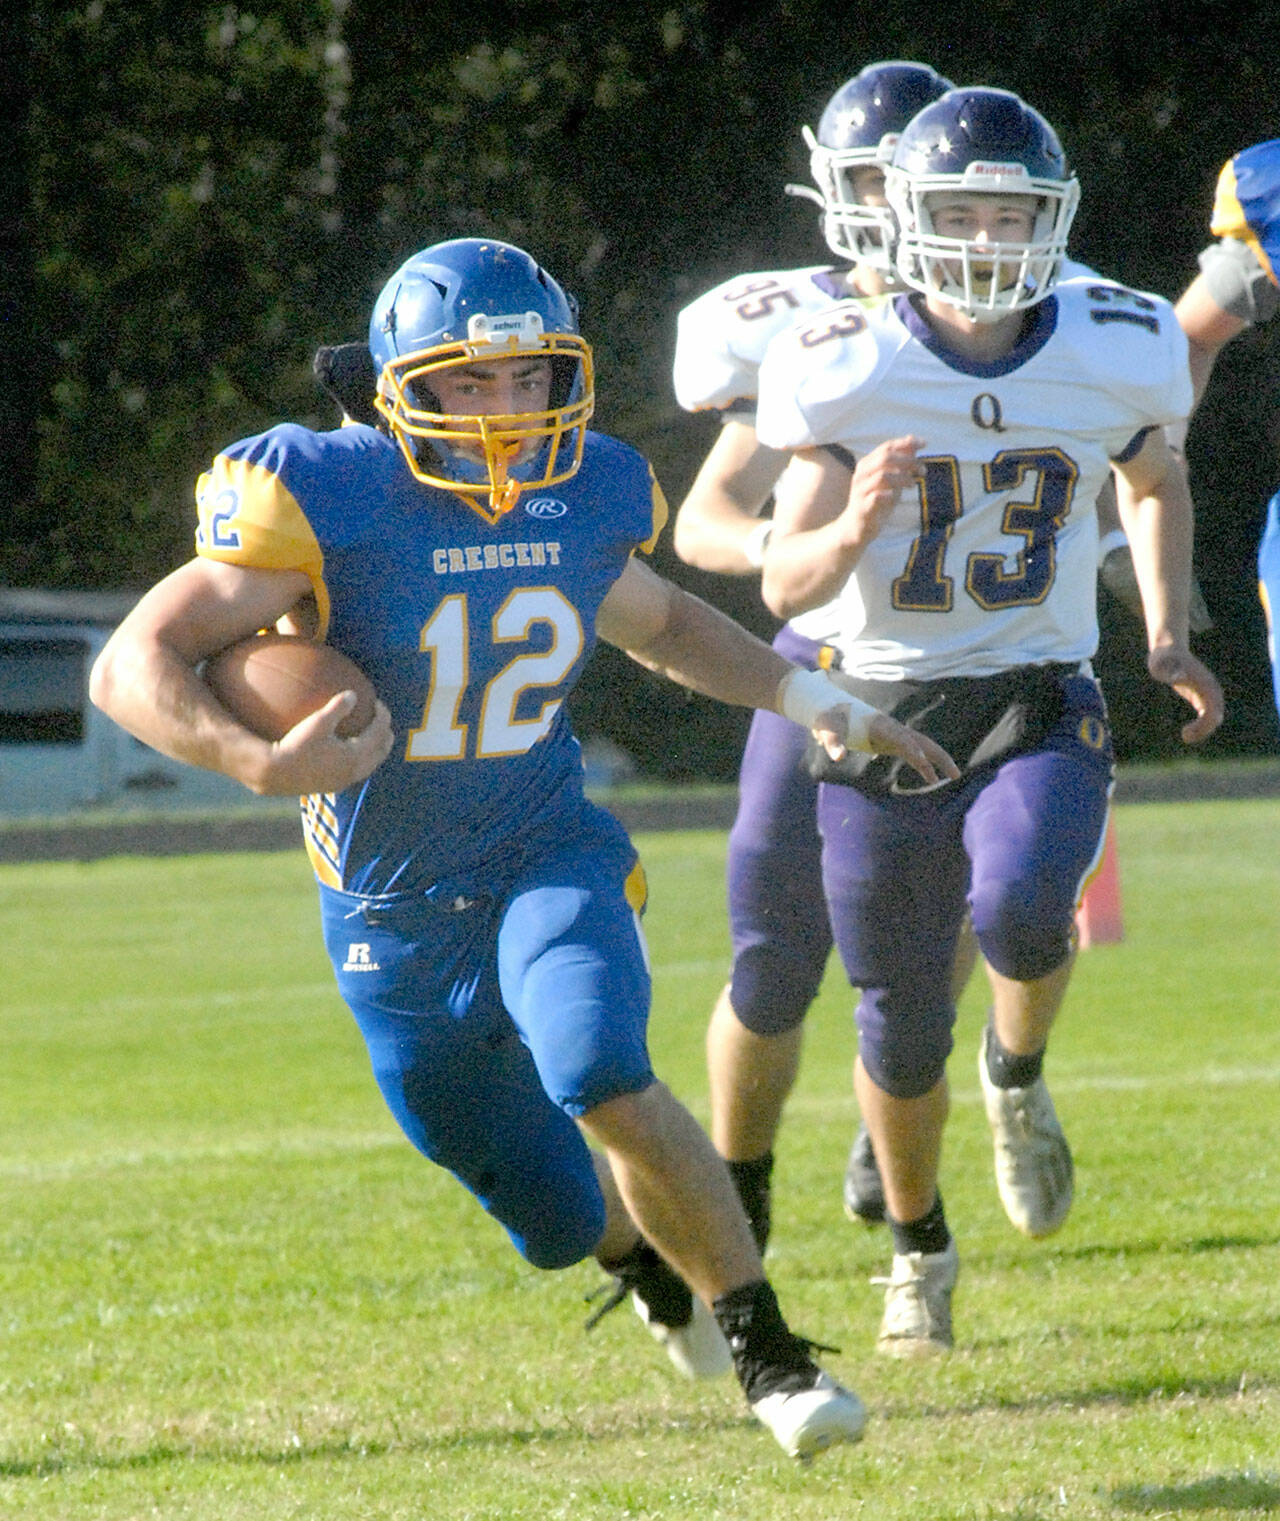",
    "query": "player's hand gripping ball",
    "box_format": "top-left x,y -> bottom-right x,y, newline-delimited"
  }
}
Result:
203,633 -> 377,741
